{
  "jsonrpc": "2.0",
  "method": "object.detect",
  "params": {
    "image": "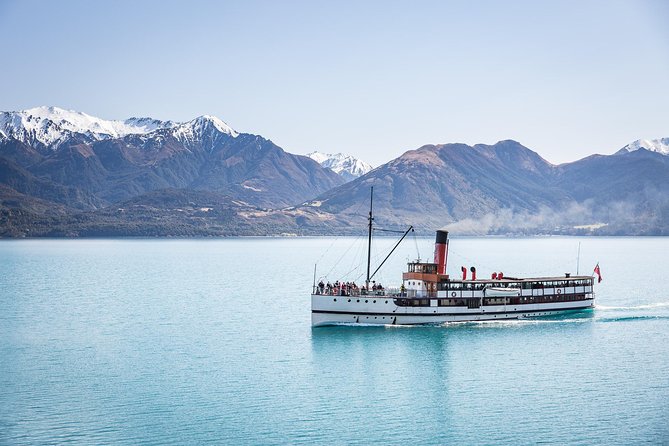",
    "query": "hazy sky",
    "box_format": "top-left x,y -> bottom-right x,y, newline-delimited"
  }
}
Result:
1,0 -> 667,166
